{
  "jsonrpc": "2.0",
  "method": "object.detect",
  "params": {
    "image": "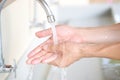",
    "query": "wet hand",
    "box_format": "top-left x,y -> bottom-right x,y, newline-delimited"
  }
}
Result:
27,25 -> 84,67
27,42 -> 84,67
